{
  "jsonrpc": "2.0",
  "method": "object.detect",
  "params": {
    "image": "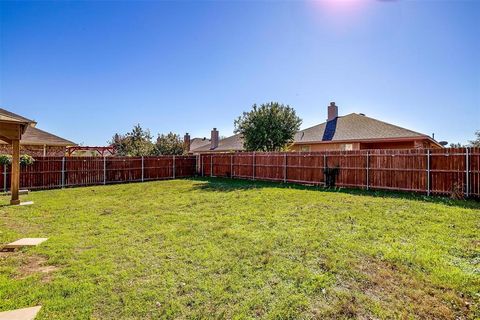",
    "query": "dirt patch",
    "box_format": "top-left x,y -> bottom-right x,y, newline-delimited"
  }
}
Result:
16,255 -> 59,282
309,258 -> 475,319
355,258 -> 473,319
